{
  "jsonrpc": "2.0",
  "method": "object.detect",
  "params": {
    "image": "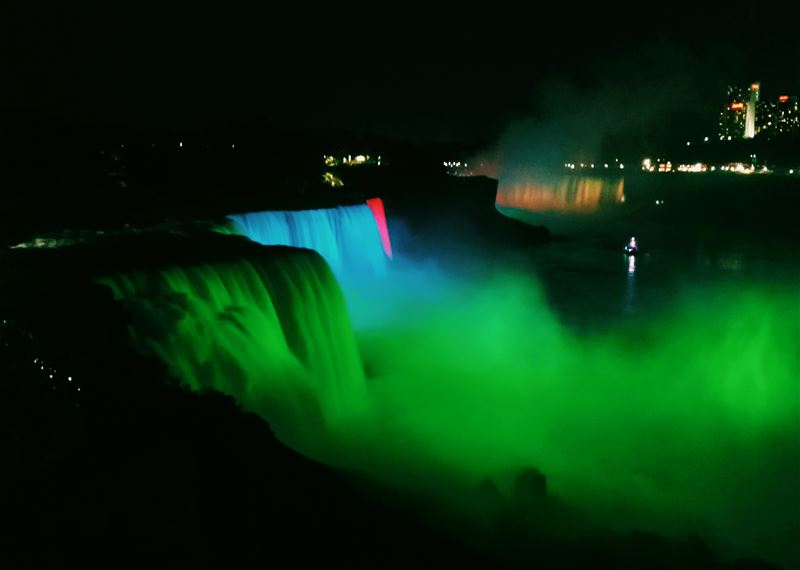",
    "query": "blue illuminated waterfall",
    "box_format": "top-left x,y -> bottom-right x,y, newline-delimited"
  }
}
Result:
228,205 -> 388,283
